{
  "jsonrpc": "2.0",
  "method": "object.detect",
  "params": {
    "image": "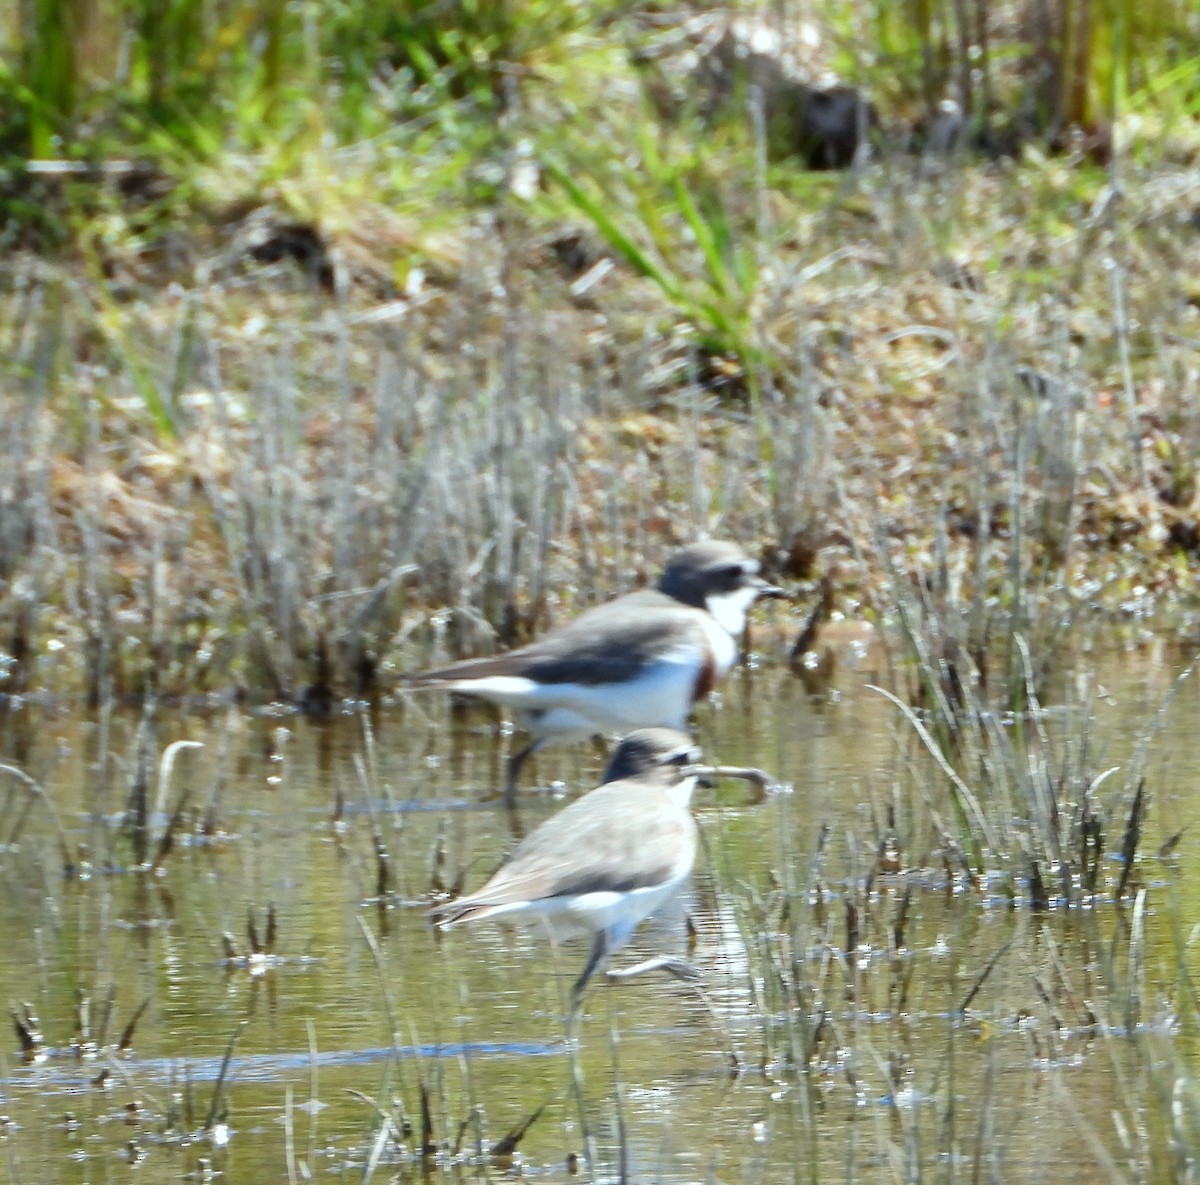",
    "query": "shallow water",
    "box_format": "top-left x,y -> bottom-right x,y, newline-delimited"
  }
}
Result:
0,643 -> 1197,1183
